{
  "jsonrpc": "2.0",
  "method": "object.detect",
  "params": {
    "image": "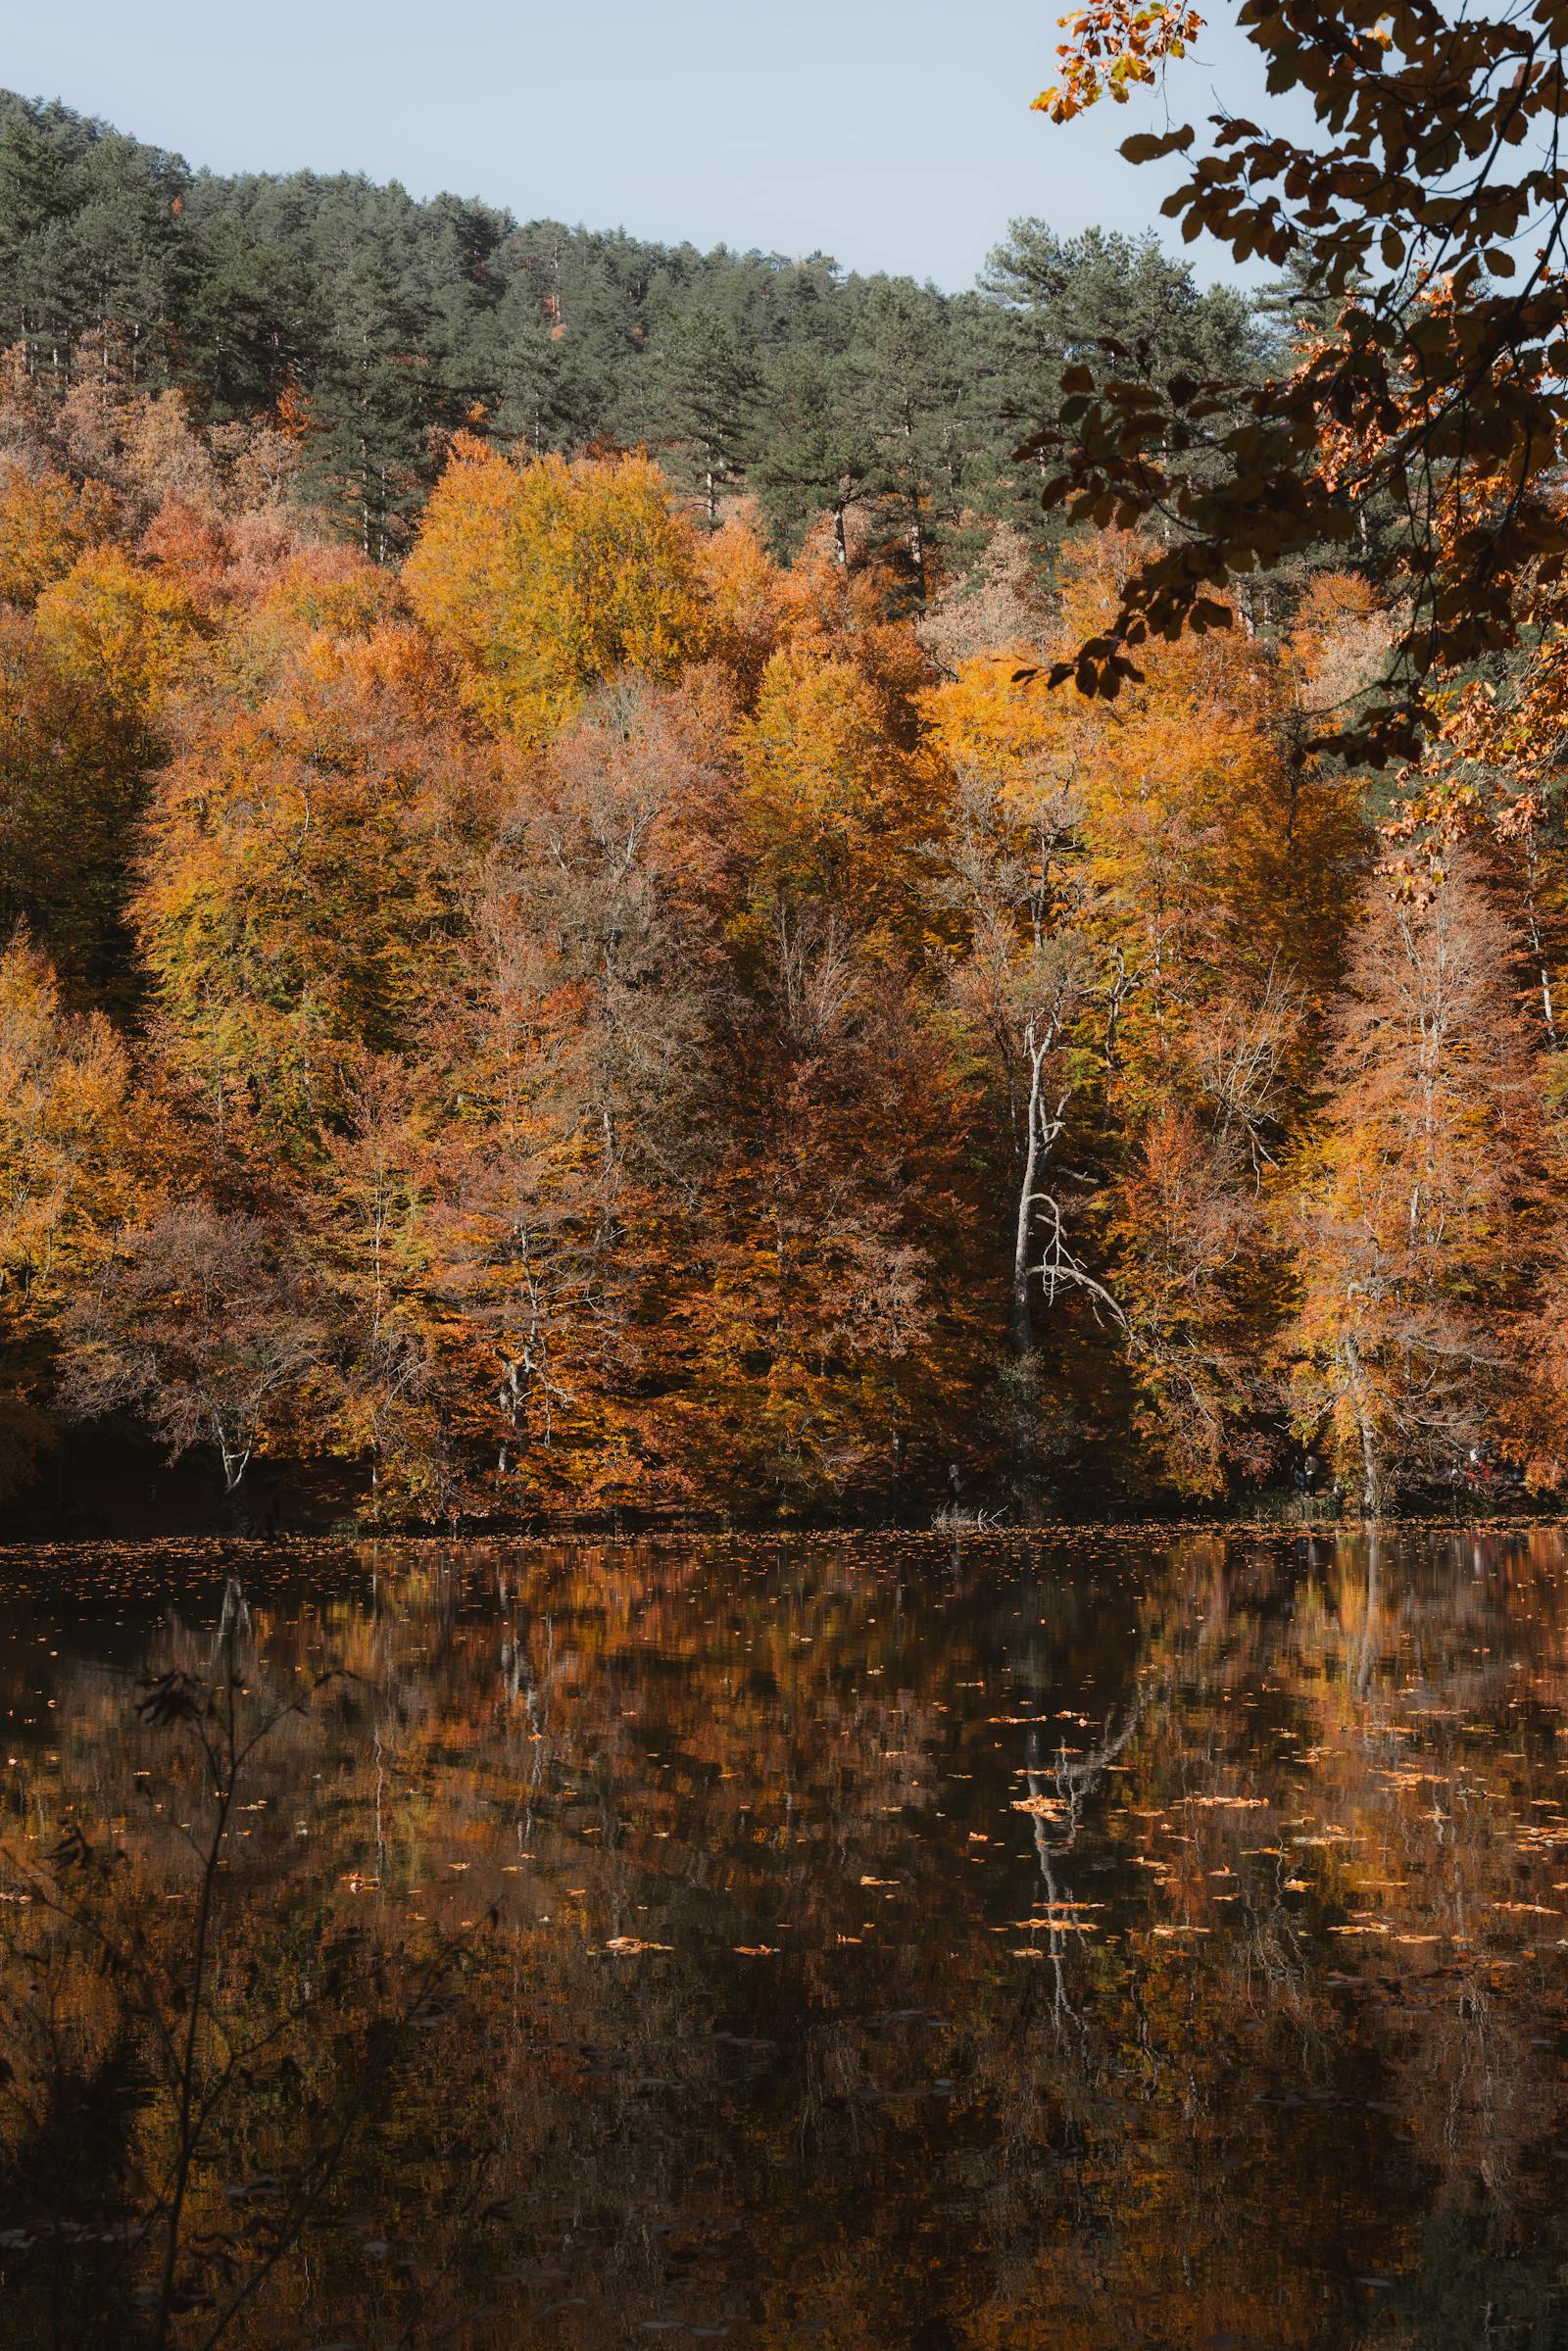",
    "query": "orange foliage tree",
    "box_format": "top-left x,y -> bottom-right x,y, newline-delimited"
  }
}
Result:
9,353 -> 1568,1523
1284,857 -> 1548,1510
923,540 -> 1363,1495
0,938 -> 134,1492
